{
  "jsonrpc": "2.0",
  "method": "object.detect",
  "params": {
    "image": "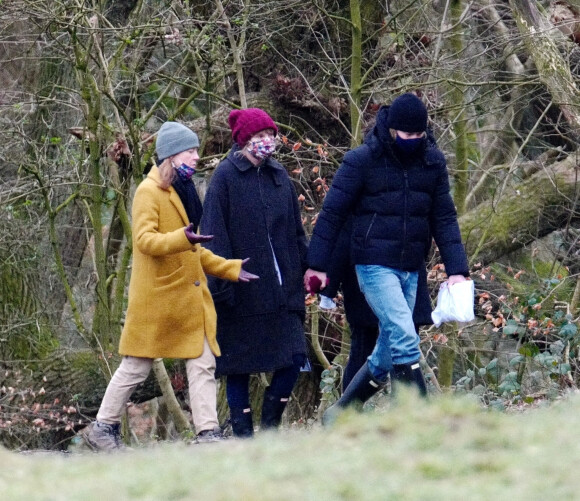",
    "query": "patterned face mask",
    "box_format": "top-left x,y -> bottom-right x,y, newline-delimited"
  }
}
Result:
248,138 -> 276,160
174,162 -> 196,181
